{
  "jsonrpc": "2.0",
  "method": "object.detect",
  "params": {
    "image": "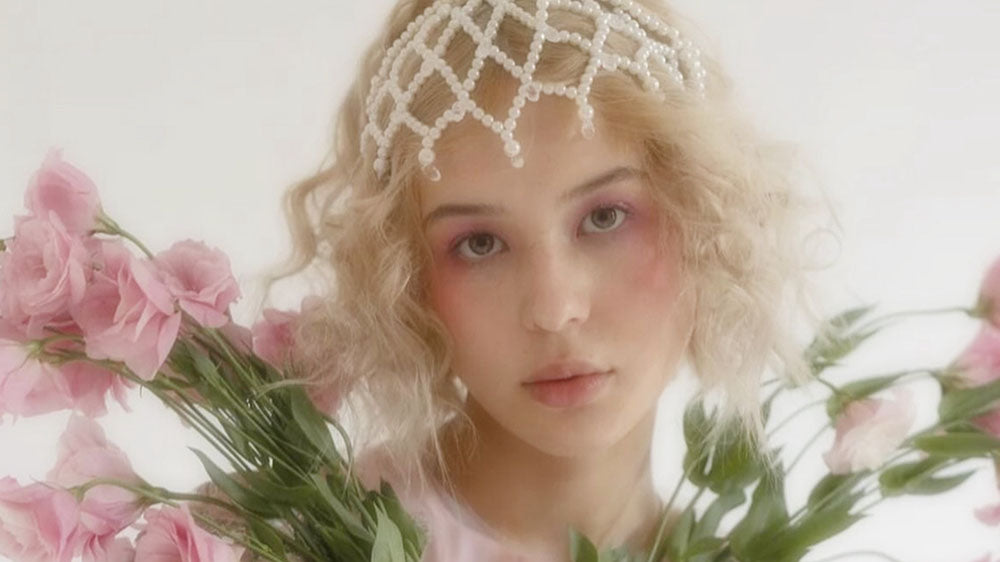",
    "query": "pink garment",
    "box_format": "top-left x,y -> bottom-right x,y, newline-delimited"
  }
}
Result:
355,449 -> 539,562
